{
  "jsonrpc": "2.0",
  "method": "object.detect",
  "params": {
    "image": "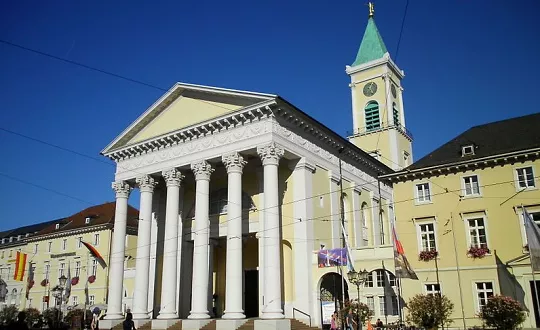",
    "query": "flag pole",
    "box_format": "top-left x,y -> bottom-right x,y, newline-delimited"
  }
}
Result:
338,149 -> 346,324
390,218 -> 403,326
